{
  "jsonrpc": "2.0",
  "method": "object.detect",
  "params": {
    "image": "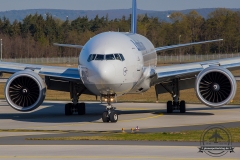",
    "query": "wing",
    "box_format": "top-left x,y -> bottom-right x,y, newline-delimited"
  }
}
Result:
155,39 -> 223,52
0,62 -> 95,95
153,57 -> 240,83
0,62 -> 80,80
53,43 -> 84,49
152,38 -> 228,83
